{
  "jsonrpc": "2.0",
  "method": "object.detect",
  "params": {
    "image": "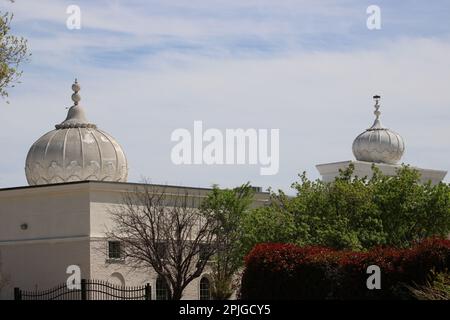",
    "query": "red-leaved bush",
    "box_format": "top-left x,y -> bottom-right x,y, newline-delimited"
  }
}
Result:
240,238 -> 450,300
